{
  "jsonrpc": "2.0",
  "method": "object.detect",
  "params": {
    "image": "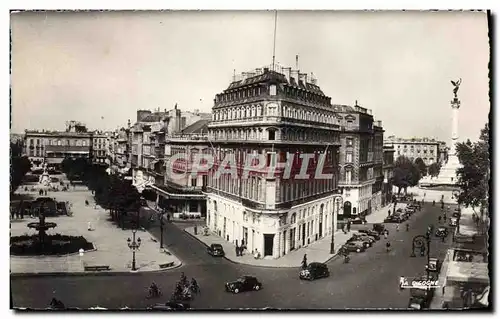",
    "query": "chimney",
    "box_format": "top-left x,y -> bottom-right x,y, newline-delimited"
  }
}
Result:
263,67 -> 269,73
283,67 -> 291,83
299,73 -> 308,84
290,69 -> 299,84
